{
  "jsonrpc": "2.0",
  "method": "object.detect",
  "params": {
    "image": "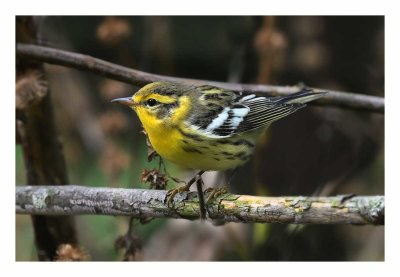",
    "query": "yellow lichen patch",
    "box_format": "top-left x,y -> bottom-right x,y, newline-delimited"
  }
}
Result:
236,195 -> 272,204
220,200 -> 237,210
284,199 -> 293,208
310,202 -> 327,209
